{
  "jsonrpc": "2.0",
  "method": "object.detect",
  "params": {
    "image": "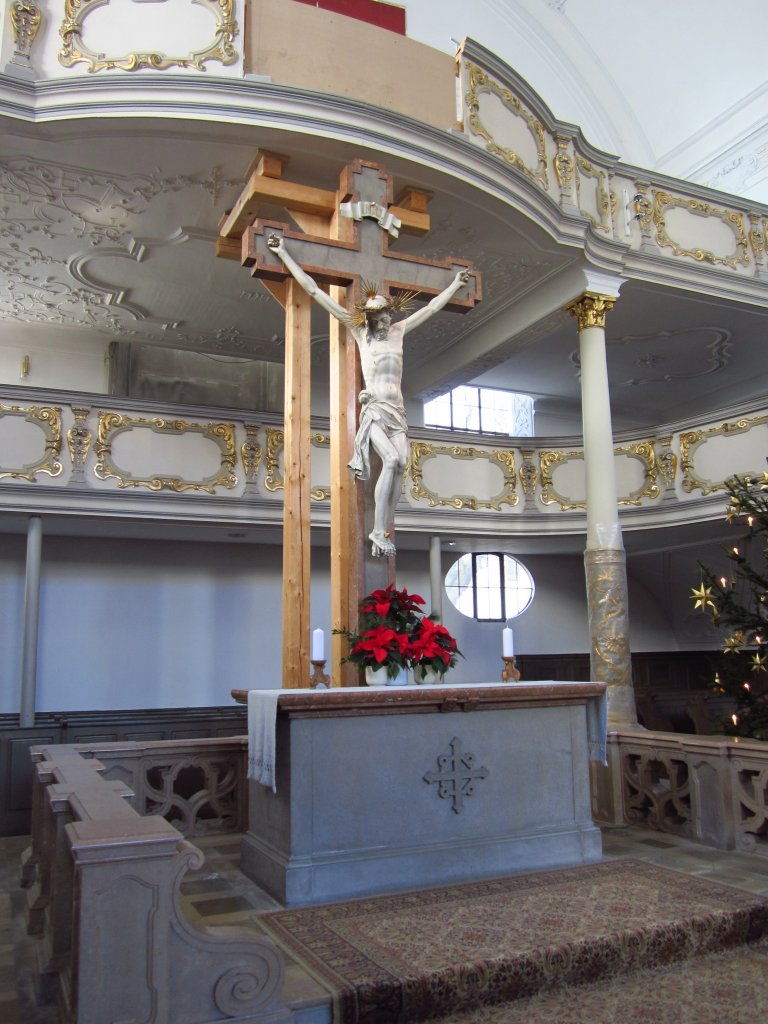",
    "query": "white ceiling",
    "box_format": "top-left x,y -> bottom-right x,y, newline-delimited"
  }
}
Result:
1,1 -> 767,437
402,0 -> 768,203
